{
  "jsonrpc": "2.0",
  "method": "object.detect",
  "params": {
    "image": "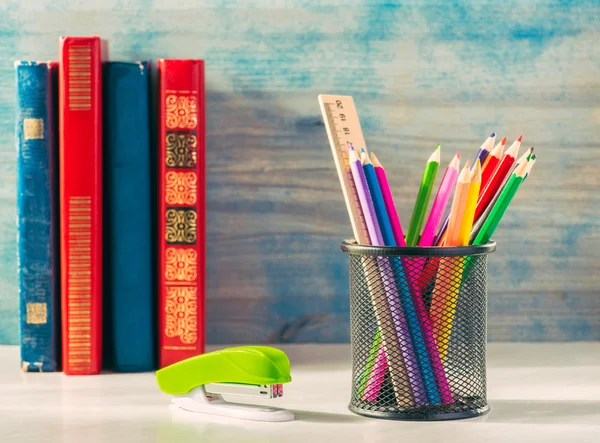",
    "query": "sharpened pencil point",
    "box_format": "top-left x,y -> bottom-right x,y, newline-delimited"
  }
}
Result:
348,143 -> 355,151
361,148 -> 366,154
471,159 -> 482,182
449,152 -> 461,170
429,145 -> 441,163
361,150 -> 372,165
371,152 -> 382,168
490,133 -> 495,137
501,137 -> 507,145
517,135 -> 523,142
459,160 -> 471,181
348,146 -> 358,162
